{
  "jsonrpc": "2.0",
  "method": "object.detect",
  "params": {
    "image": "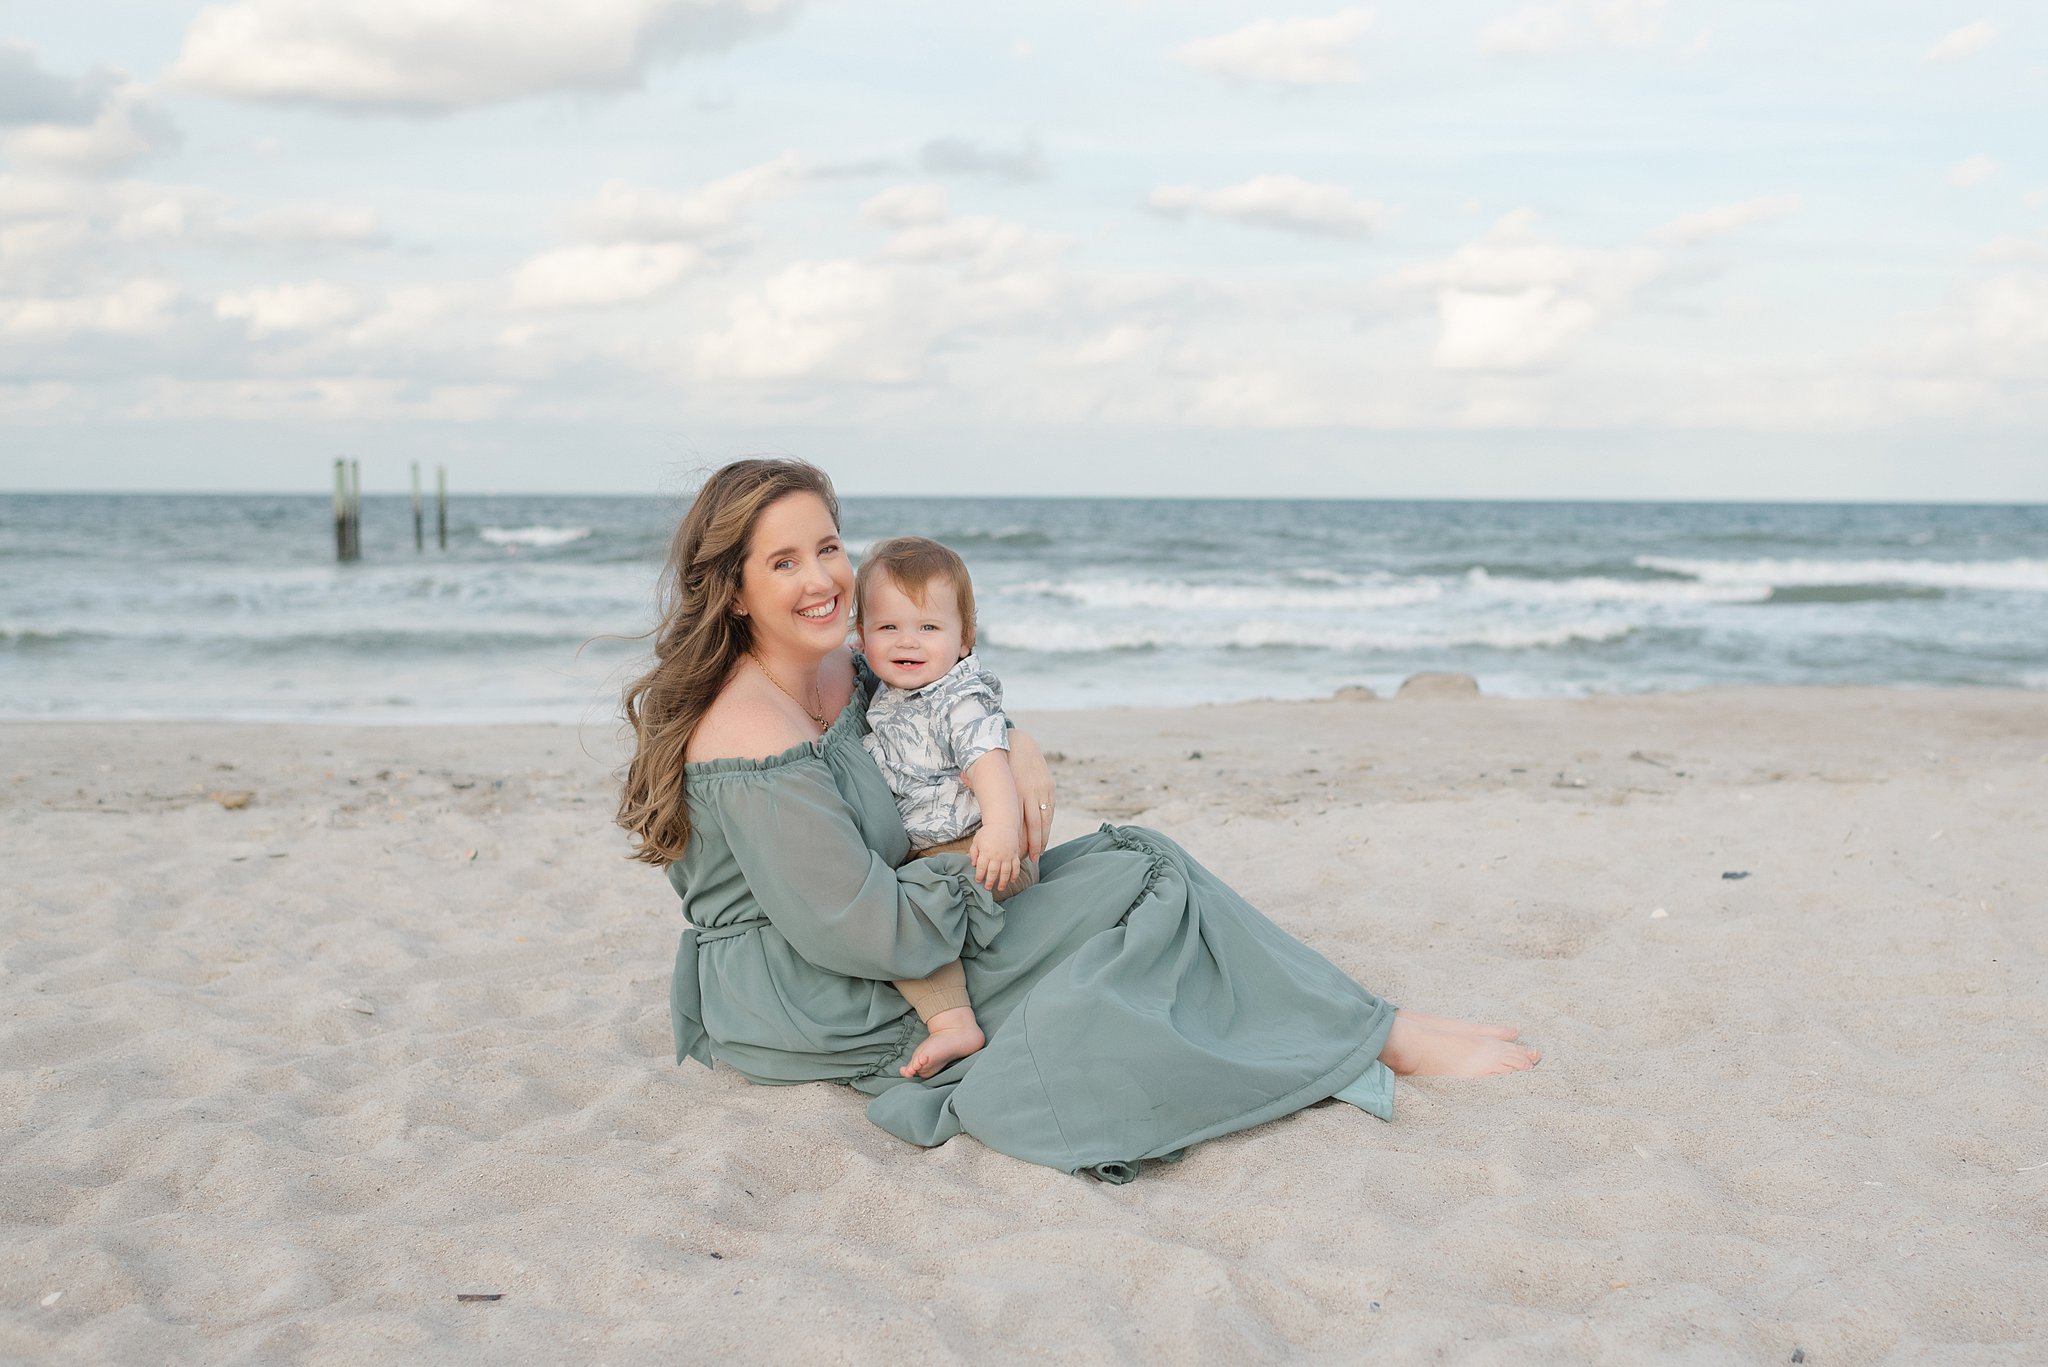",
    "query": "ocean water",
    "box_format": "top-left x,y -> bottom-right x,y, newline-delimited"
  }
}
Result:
2,493 -> 2044,723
